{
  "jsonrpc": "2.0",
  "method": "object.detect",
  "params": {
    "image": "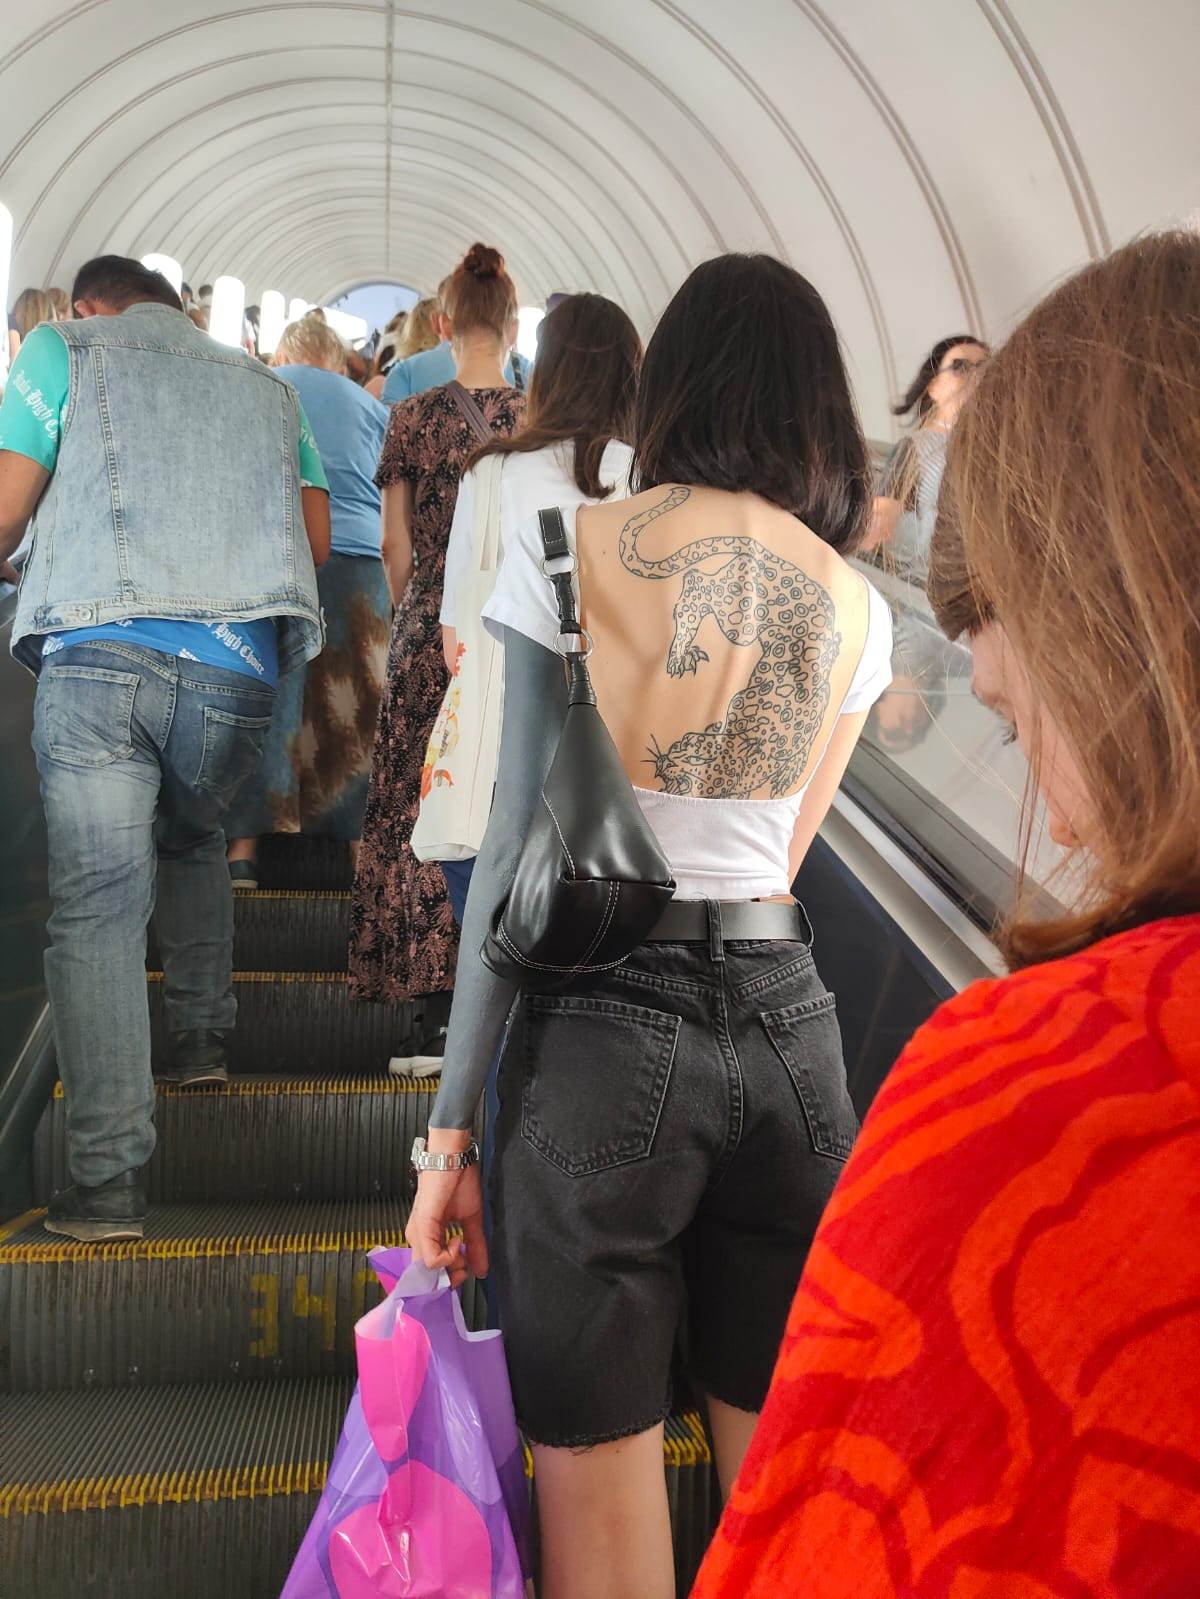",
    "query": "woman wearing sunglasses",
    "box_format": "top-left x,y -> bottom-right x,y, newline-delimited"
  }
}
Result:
868,334 -> 989,574
863,335 -> 989,756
